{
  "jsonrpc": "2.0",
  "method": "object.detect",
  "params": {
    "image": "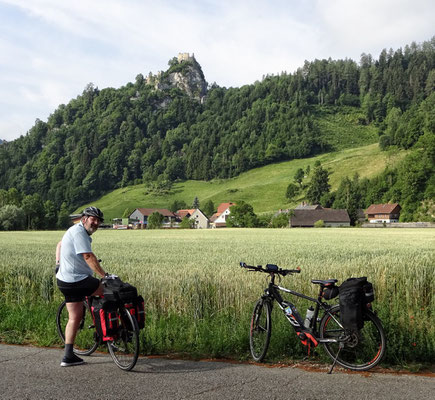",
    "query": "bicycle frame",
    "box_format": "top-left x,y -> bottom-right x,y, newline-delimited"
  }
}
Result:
263,273 -> 342,344
244,262 -> 386,373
